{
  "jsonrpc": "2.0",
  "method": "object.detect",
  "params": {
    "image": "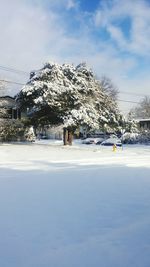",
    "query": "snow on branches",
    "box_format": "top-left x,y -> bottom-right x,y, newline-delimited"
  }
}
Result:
16,62 -> 123,132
